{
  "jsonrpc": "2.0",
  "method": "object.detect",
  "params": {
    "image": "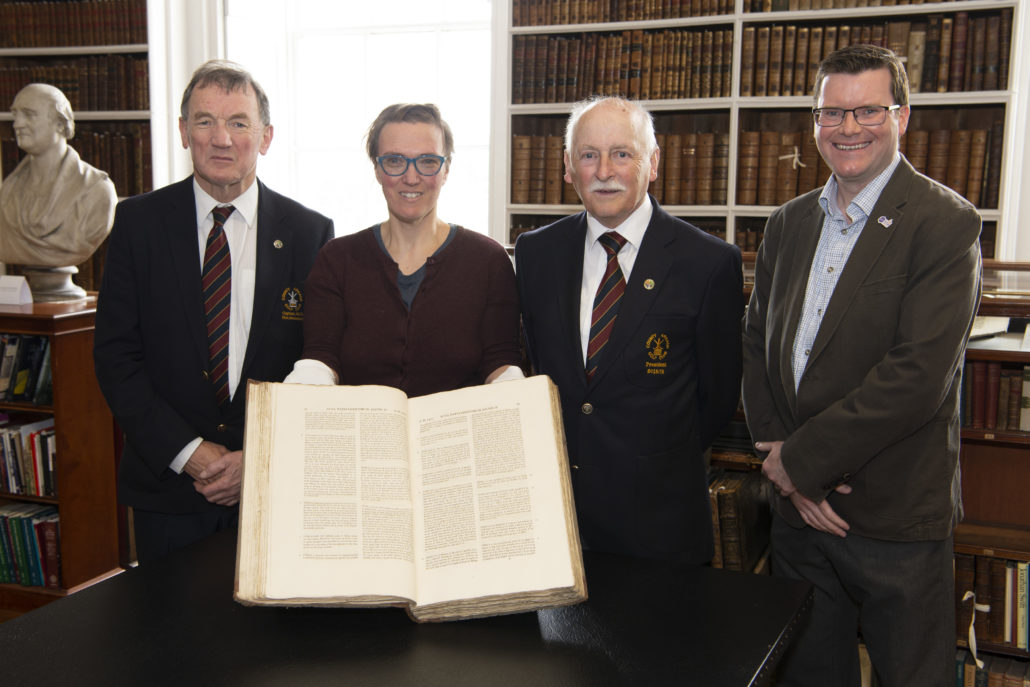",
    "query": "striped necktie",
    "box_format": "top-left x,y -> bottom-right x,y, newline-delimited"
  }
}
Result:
586,231 -> 628,382
202,204 -> 235,406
